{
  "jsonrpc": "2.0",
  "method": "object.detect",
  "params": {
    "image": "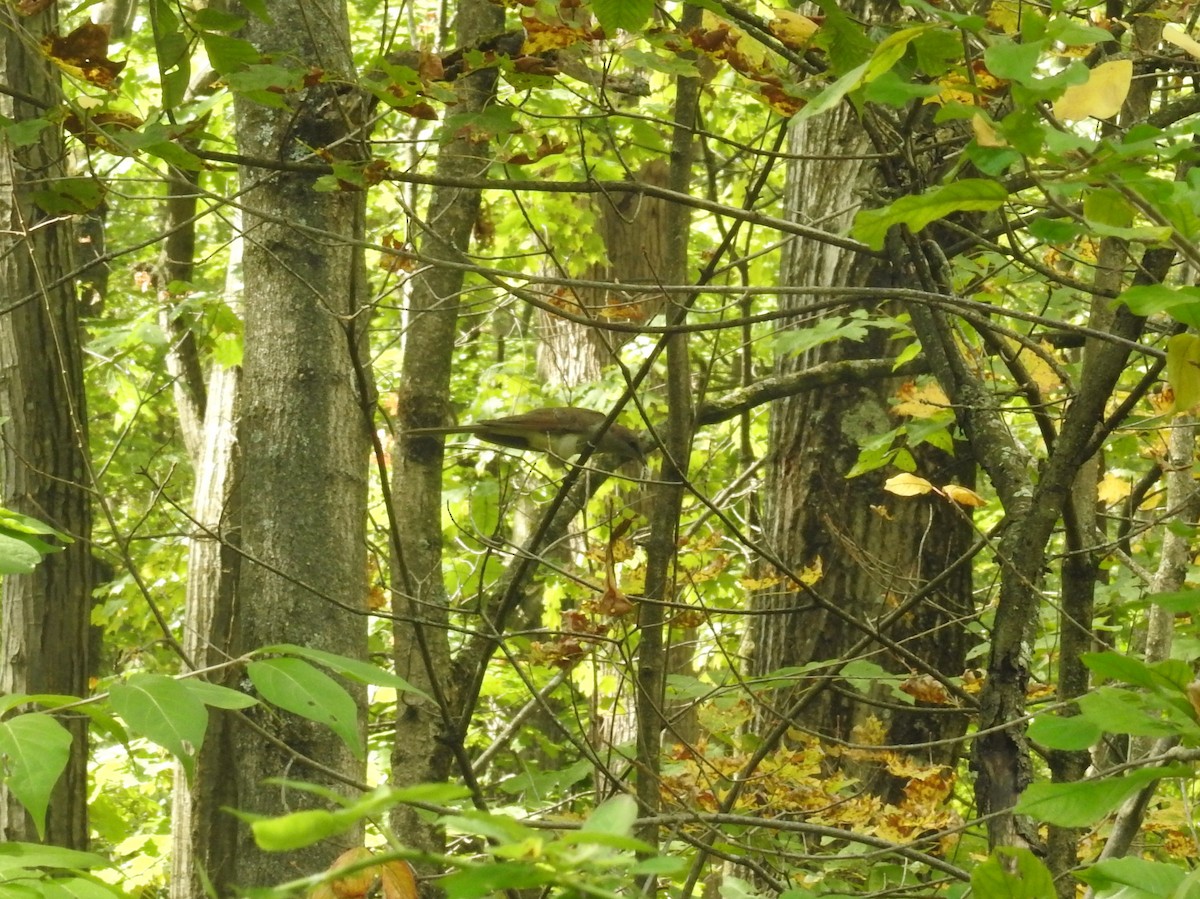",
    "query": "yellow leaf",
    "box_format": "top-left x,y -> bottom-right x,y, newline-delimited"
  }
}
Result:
1096,473 -> 1131,505
1052,58 -> 1131,121
1163,23 -> 1200,60
769,9 -> 820,49
884,473 -> 935,496
794,556 -> 823,586
942,484 -> 987,507
893,381 -> 950,418
971,113 -> 1007,147
1166,333 -> 1200,412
